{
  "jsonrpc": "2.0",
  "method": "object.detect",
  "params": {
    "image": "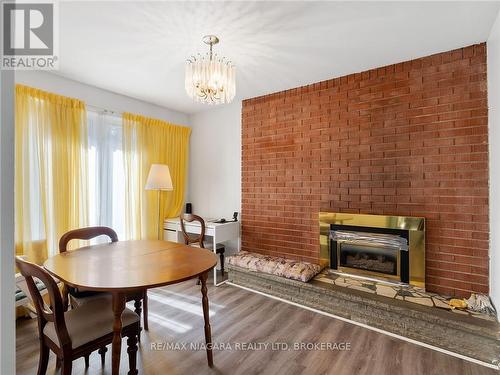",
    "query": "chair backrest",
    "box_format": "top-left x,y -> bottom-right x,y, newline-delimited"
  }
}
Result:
179,214 -> 206,248
59,226 -> 118,253
15,256 -> 71,347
